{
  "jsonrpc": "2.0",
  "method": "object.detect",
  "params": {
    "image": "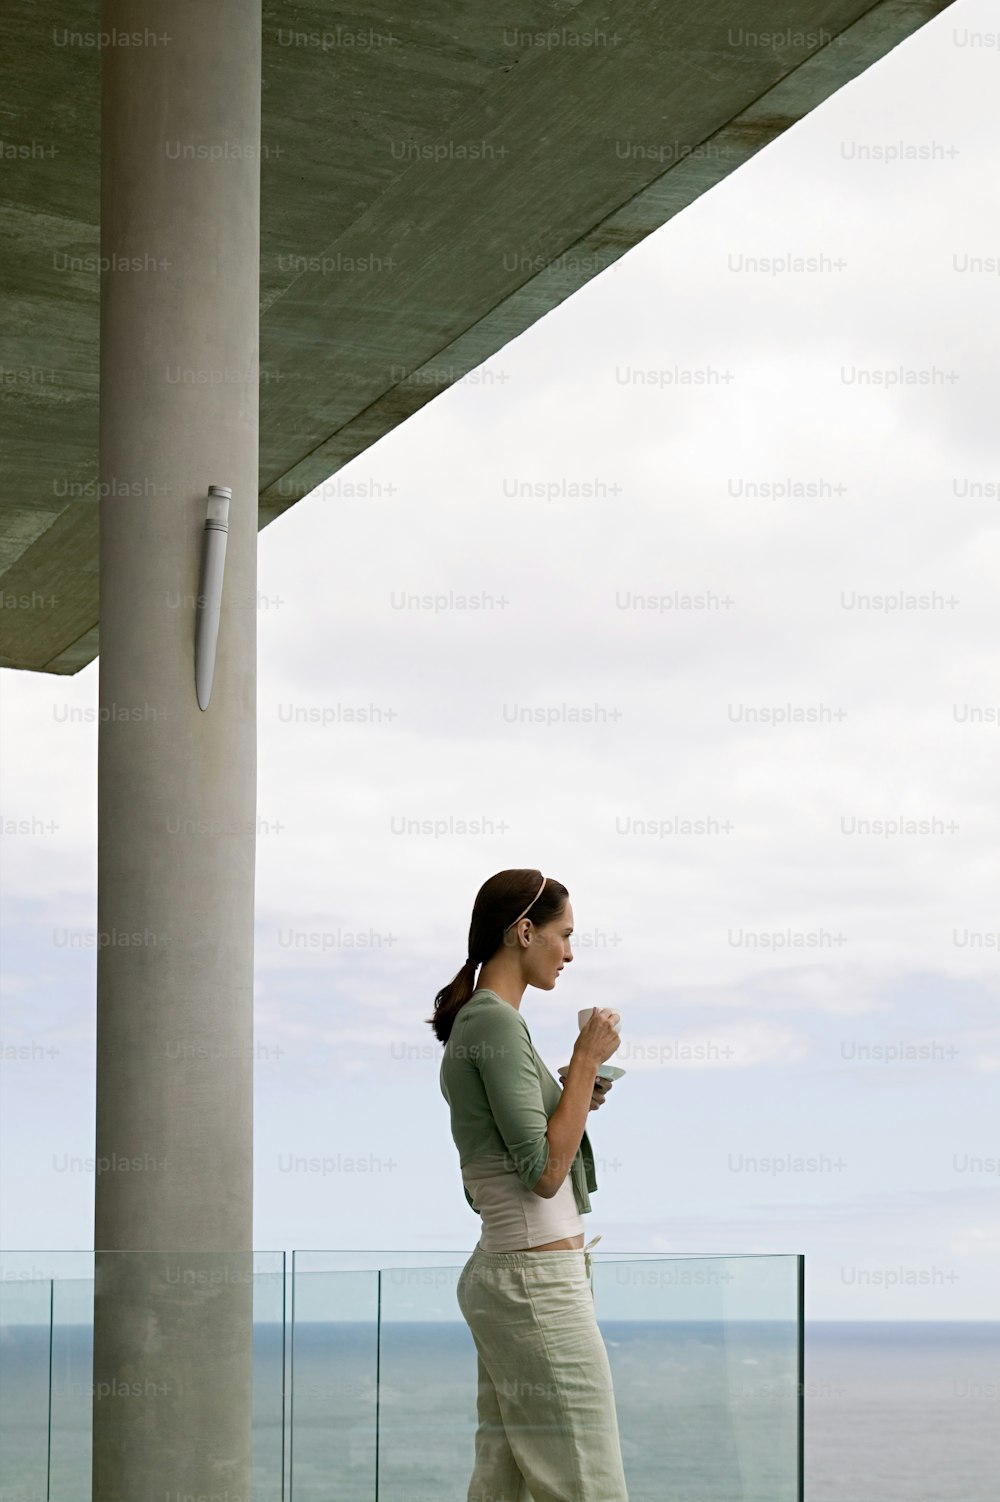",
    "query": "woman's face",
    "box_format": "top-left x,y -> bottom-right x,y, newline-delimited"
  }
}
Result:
529,901 -> 575,988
